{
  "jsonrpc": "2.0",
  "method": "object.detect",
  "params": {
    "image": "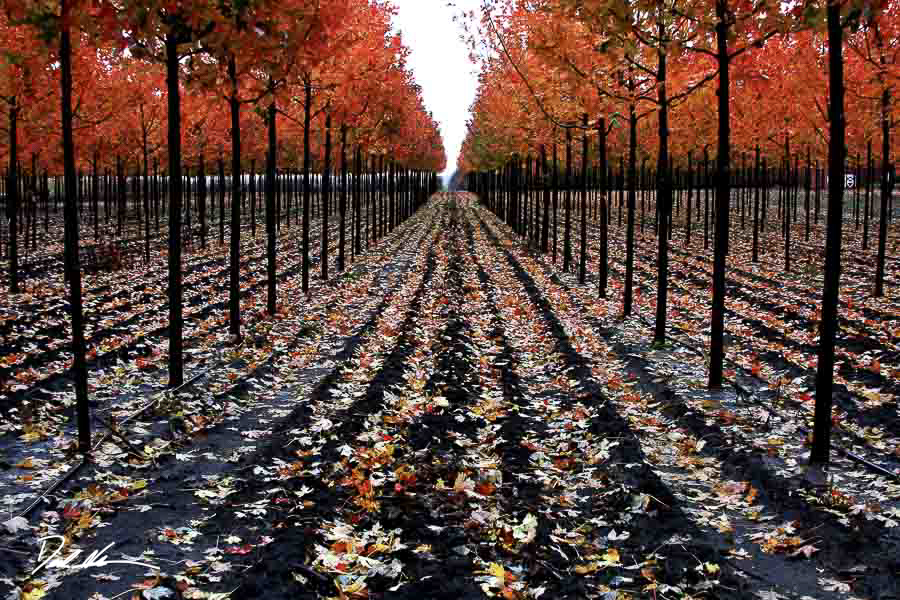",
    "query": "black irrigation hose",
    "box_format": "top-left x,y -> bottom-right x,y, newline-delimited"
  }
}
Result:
13,360 -> 212,520
628,312 -> 900,483
731,384 -> 900,483
14,460 -> 87,520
